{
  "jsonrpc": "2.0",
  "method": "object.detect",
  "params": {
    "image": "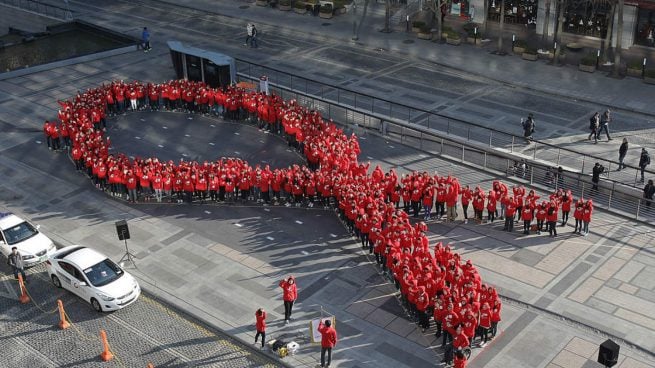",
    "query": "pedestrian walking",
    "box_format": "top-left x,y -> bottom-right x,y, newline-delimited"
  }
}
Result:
142,27 -> 151,52
245,23 -> 253,46
644,179 -> 655,207
254,308 -> 266,349
317,319 -> 337,368
591,163 -> 604,190
588,112 -> 599,144
279,276 -> 297,324
618,138 -> 628,170
597,109 -> 612,141
639,148 -> 650,182
7,247 -> 27,282
522,113 -> 535,142
250,24 -> 259,48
